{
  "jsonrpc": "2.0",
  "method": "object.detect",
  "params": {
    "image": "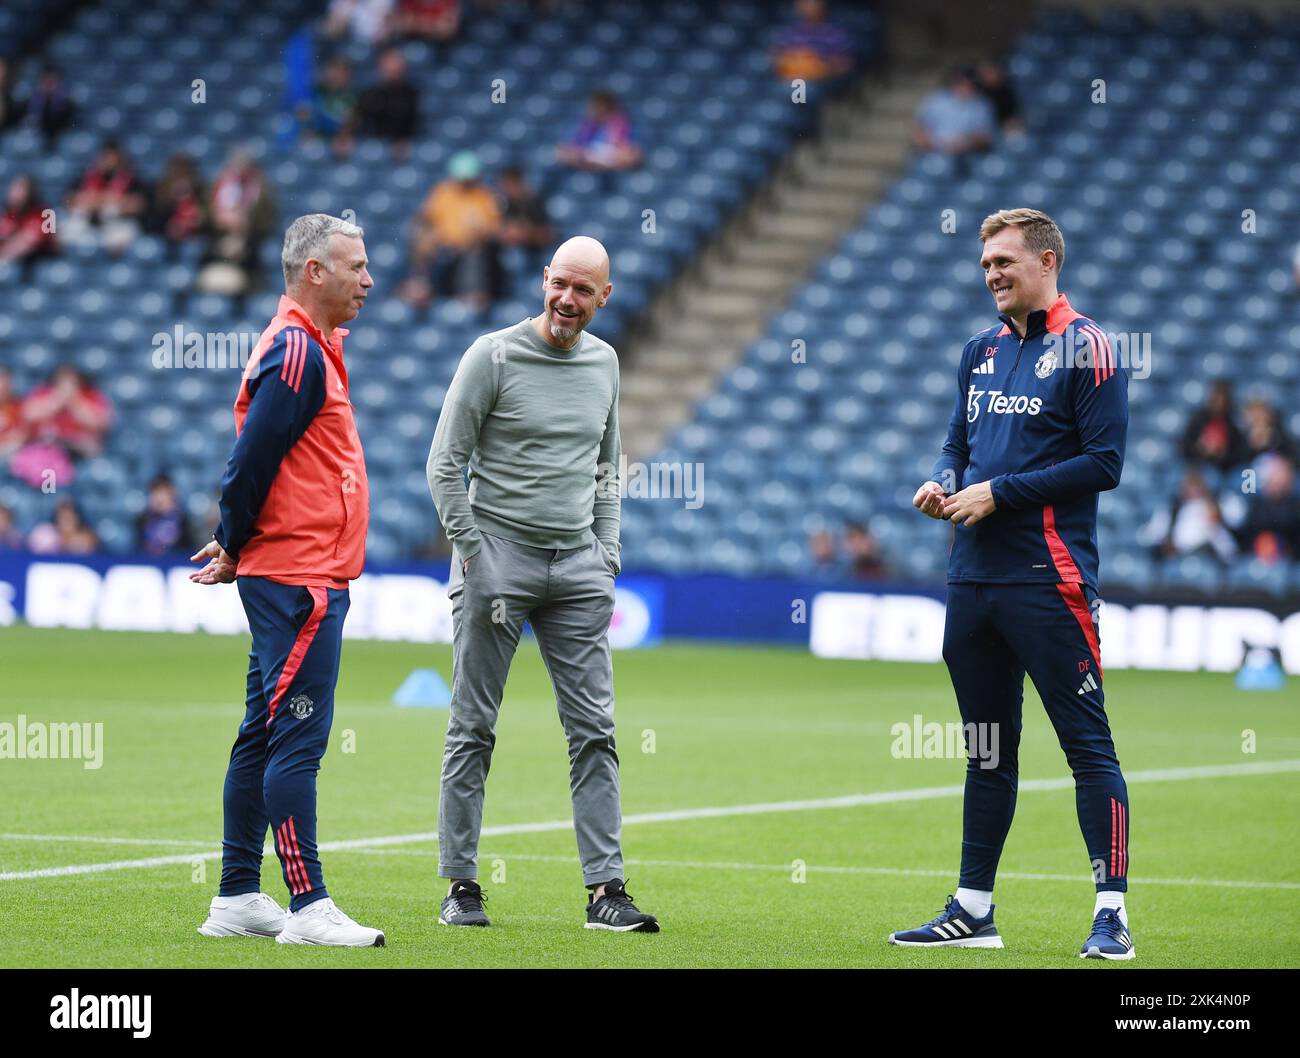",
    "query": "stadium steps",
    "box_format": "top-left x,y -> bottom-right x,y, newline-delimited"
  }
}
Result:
615,71 -> 936,460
